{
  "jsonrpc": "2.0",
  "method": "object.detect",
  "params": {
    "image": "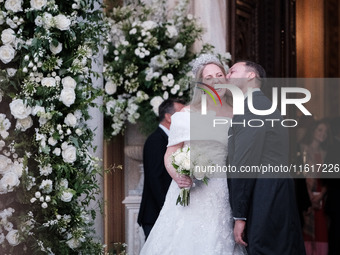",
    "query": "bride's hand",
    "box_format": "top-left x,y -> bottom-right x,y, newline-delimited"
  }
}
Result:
174,174 -> 193,188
